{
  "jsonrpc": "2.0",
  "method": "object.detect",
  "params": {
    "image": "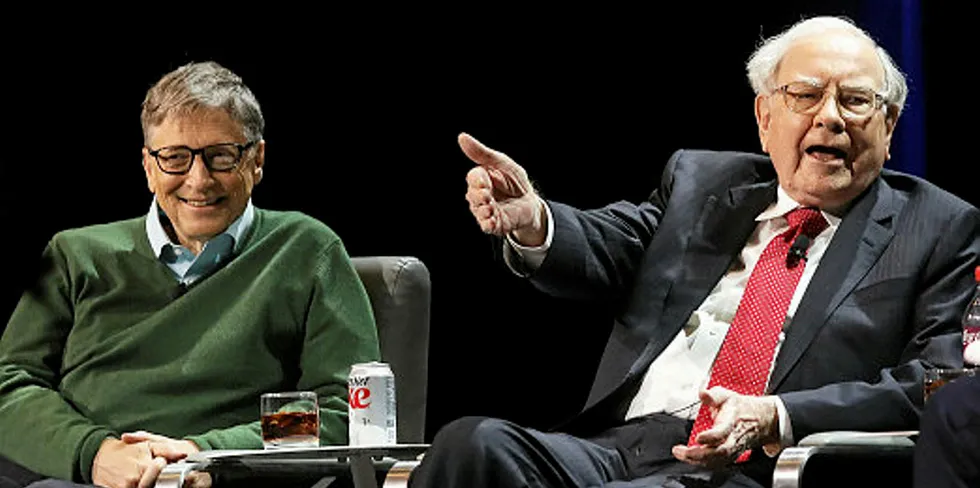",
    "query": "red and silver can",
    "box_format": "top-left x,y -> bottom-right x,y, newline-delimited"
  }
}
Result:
348,361 -> 397,446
